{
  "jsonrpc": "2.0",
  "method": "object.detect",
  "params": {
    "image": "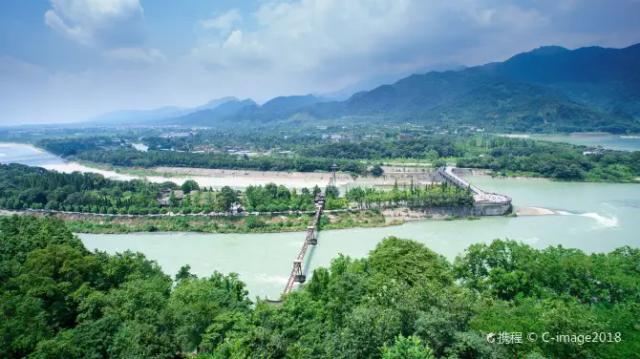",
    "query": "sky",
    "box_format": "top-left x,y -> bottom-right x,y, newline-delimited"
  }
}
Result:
1,0 -> 639,125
